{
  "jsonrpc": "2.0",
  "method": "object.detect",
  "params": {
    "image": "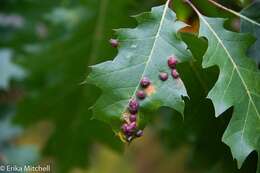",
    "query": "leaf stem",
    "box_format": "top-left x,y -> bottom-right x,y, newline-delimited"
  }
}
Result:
184,0 -> 200,16
208,0 -> 260,27
168,0 -> 173,8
